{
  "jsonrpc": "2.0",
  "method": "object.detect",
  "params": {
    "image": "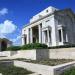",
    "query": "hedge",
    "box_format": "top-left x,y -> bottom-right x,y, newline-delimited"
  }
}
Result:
48,44 -> 75,49
7,43 -> 48,51
7,46 -> 21,51
21,43 -> 48,50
